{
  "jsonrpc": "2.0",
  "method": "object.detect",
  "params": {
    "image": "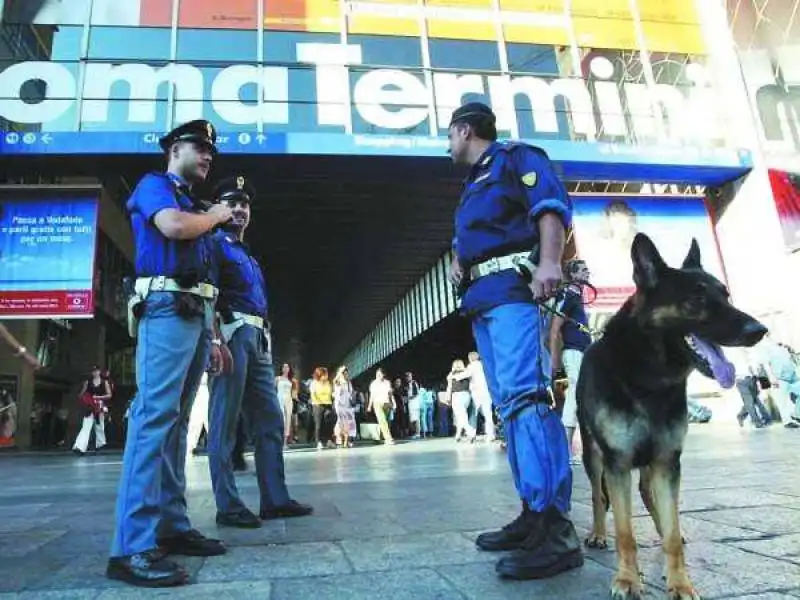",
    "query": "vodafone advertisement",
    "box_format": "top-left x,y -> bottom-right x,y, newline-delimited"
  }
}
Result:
0,195 -> 99,319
